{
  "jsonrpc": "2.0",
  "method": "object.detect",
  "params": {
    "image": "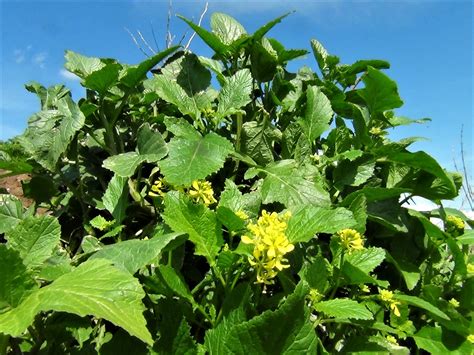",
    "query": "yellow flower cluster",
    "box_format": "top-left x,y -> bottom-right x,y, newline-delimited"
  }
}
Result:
337,229 -> 365,253
445,215 -> 465,237
379,289 -> 401,317
449,298 -> 460,308
148,178 -> 167,197
187,180 -> 217,206
235,210 -> 249,220
468,334 -> 474,344
467,263 -> 474,275
241,210 -> 294,285
386,335 -> 398,345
